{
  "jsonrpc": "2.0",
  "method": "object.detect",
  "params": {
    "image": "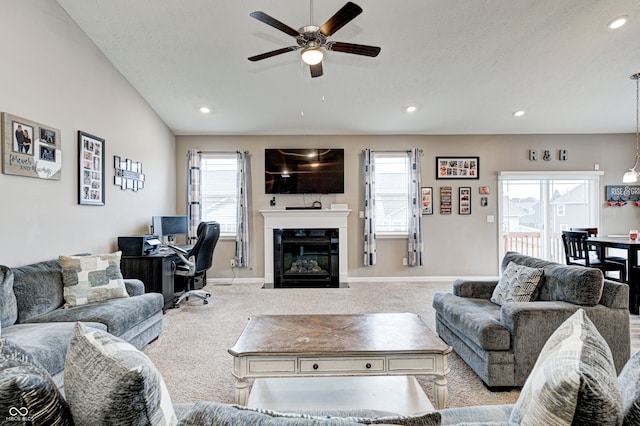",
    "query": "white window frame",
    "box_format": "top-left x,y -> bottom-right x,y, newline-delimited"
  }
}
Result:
200,153 -> 238,238
372,152 -> 410,237
498,171 -> 602,267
